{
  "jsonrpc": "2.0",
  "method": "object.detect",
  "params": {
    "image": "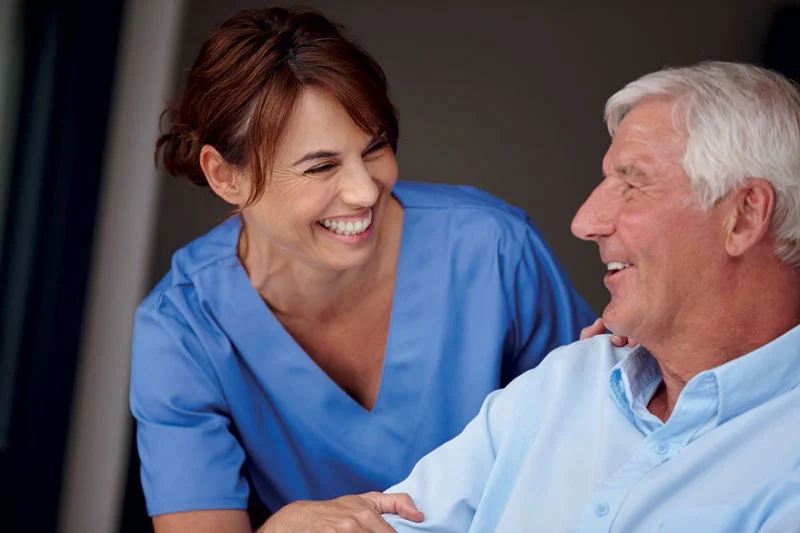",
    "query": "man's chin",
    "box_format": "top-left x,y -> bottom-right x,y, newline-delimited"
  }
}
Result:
601,305 -> 631,338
